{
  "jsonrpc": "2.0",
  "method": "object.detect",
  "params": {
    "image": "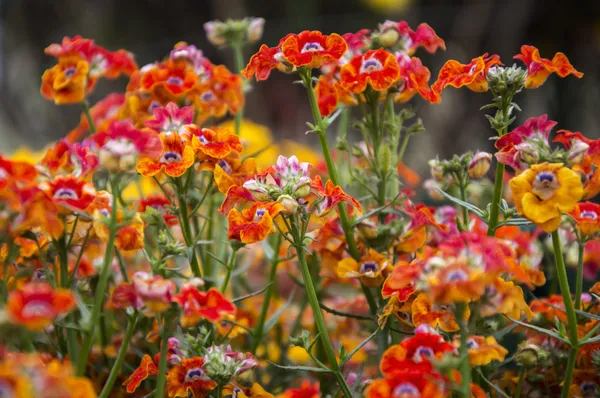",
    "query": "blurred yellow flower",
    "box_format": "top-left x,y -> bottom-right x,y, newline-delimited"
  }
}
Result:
10,146 -> 46,163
